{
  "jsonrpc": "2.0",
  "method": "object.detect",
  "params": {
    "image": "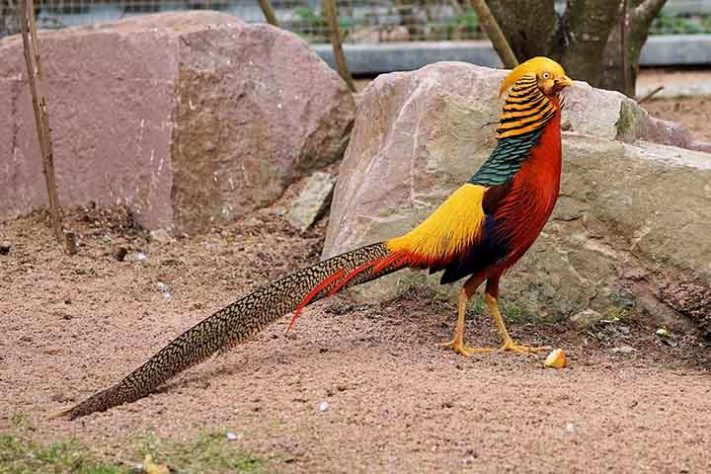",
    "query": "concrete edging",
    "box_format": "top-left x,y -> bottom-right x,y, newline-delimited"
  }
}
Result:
313,35 -> 711,75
